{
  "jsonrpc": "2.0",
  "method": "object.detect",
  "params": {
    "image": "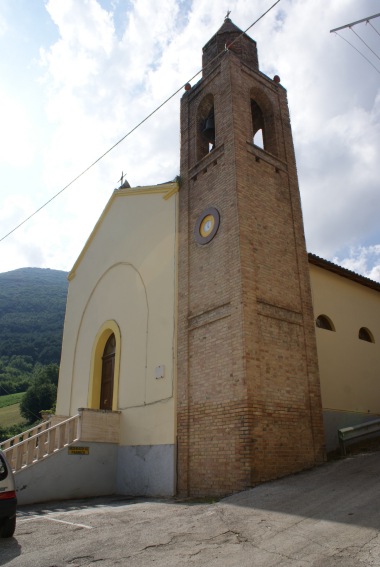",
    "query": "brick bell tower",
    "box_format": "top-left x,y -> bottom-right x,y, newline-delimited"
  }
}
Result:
177,18 -> 325,497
